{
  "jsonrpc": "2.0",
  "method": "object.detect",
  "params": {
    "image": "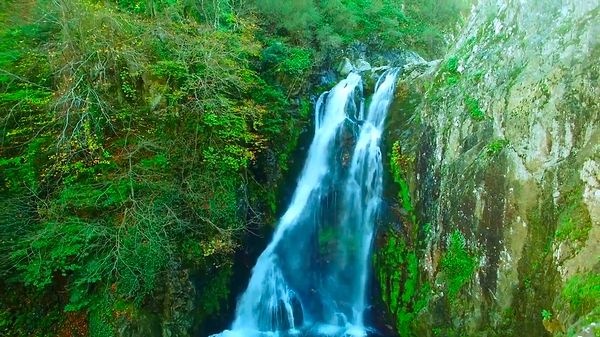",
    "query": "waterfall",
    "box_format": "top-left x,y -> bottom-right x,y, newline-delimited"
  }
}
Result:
212,68 -> 400,337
